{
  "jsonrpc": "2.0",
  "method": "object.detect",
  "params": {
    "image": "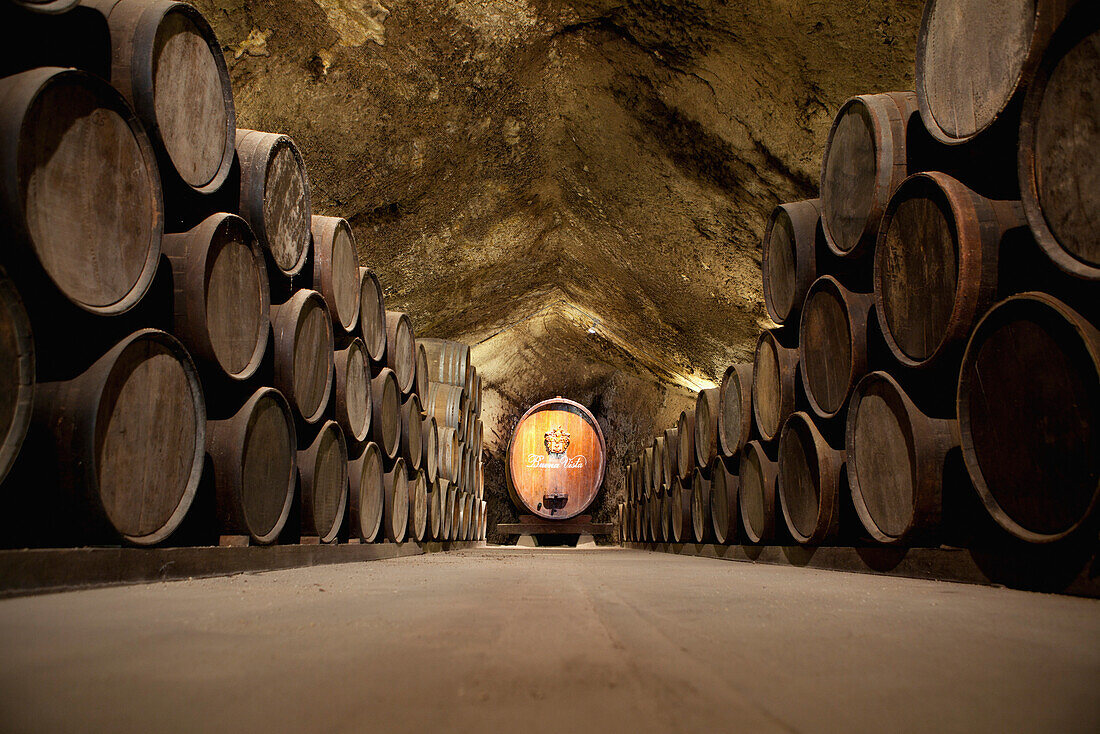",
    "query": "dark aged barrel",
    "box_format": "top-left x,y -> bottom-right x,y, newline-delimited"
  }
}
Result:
382,456 -> 409,543
384,311 -> 415,394
400,393 -> 423,470
799,276 -> 875,419
437,425 -> 460,483
662,427 -> 679,488
464,493 -> 476,540
418,338 -> 470,387
370,367 -> 400,460
428,478 -> 443,540
875,172 -> 1028,369
358,268 -> 386,362
847,371 -> 956,545
753,330 -> 799,442
718,364 -> 753,458
29,329 -> 203,545
0,67 -> 161,315
206,387 -> 295,545
740,441 -> 778,543
507,397 -> 606,520
414,342 -> 429,400
440,479 -> 453,540
163,213 -> 268,381
271,290 -> 333,424
651,435 -> 666,491
333,338 -> 371,444
348,442 -> 384,542
694,387 -> 720,470
763,199 -> 823,324
298,420 -> 347,543
311,216 -> 360,335
916,0 -> 1065,145
465,365 -> 477,407
669,480 -> 692,543
1018,3 -> 1100,281
660,493 -> 672,542
676,409 -> 696,479
425,381 -> 465,433
451,486 -> 465,542
0,270 -> 33,484
11,0 -> 79,13
709,457 -> 738,544
642,446 -> 655,499
778,412 -> 845,545
691,468 -> 712,543
94,0 -> 234,194
821,93 -> 916,258
408,470 -> 428,543
235,129 -> 310,278
958,292 -> 1100,543
422,415 -> 439,483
